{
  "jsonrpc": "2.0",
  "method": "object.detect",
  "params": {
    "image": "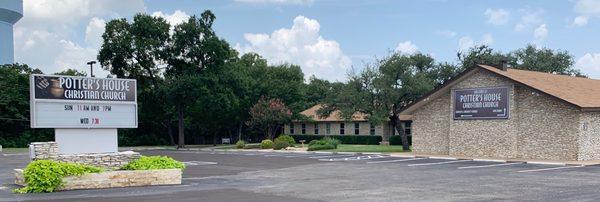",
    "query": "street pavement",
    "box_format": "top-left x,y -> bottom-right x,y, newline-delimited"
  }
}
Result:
2,149 -> 600,201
